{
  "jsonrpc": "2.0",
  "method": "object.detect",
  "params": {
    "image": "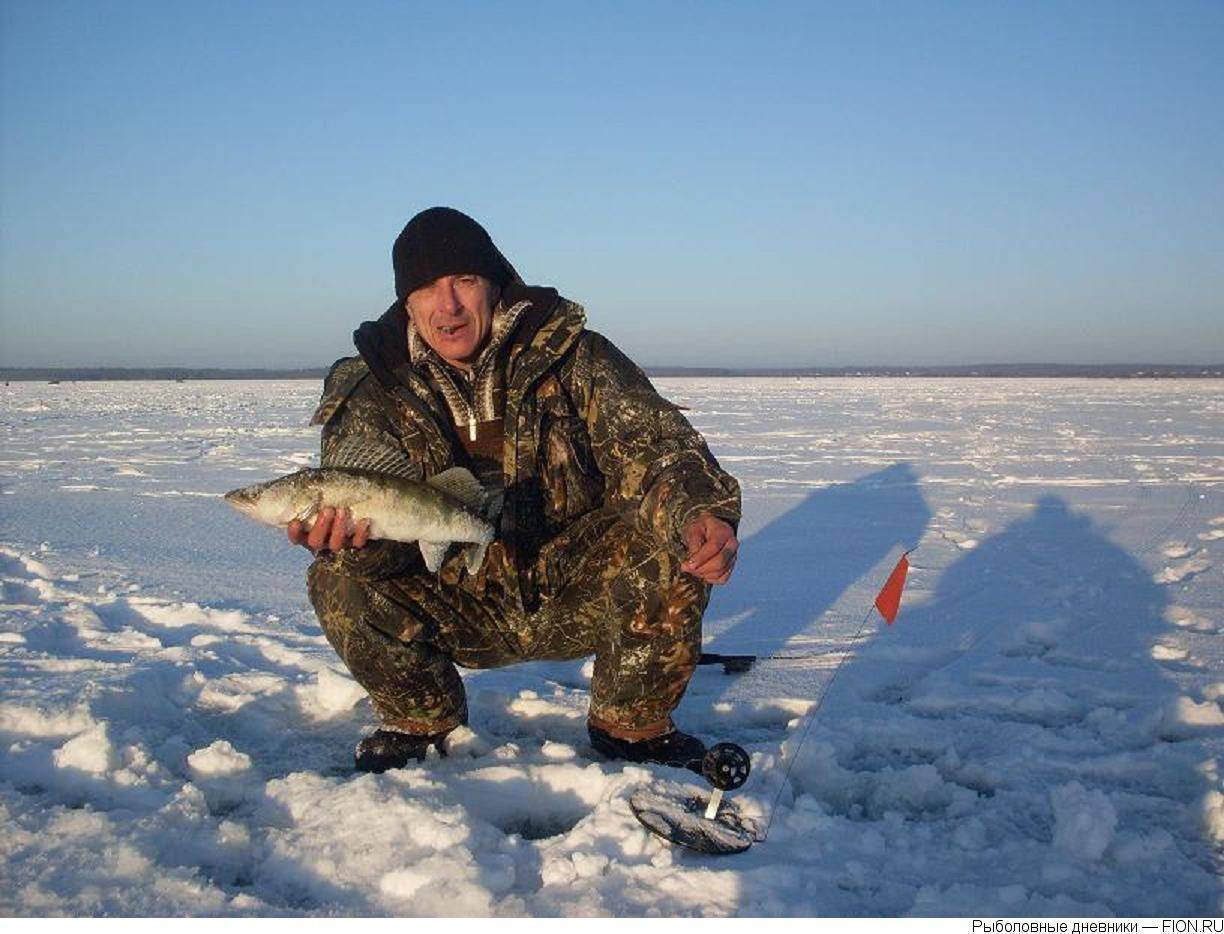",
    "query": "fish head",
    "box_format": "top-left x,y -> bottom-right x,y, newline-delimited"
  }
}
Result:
224,471 -> 320,526
222,482 -> 267,519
